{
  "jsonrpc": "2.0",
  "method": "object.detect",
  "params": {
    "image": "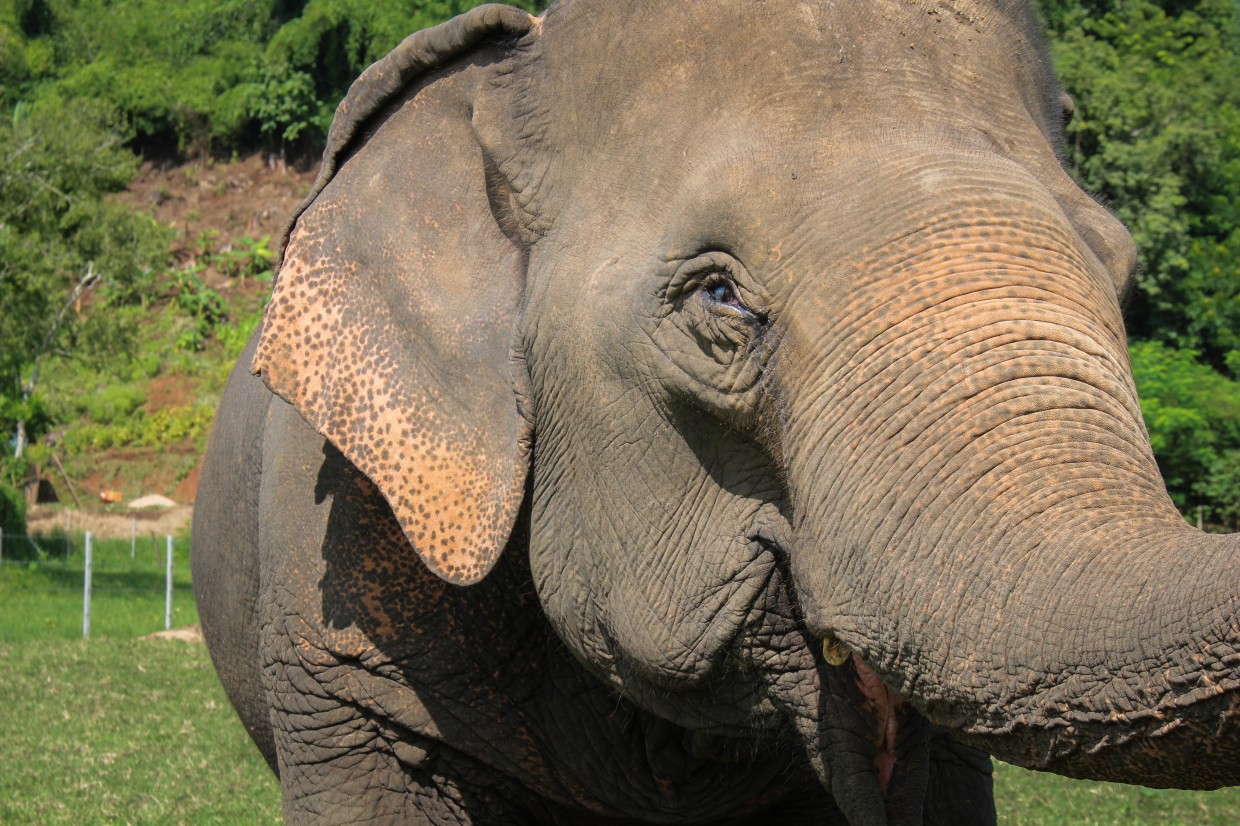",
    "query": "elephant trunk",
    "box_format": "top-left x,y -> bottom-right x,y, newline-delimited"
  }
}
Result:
777,178 -> 1240,791
794,501 -> 1240,789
